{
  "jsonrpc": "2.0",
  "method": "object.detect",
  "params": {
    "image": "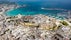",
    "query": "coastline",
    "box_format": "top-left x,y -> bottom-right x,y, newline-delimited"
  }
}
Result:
0,2 -> 71,40
3,4 -> 70,20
